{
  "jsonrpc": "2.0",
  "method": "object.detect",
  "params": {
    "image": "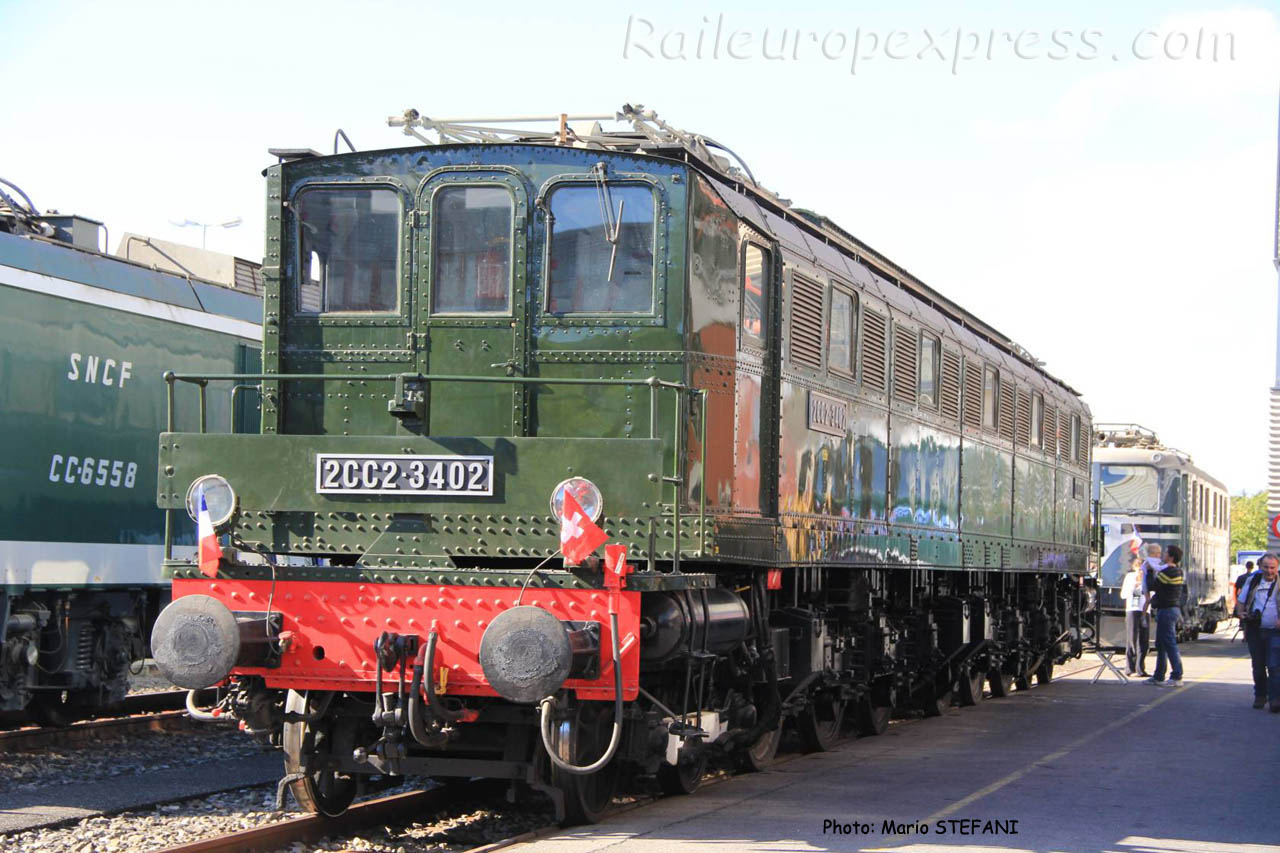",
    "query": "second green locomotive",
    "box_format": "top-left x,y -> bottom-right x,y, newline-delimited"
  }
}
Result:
151,107 -> 1093,823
